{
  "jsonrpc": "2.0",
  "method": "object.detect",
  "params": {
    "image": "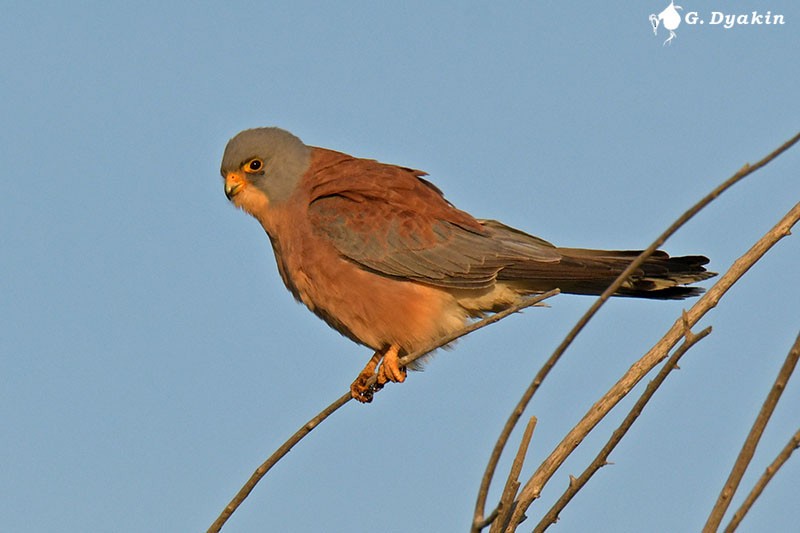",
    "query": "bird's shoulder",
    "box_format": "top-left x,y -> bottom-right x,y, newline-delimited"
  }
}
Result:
302,147 -> 483,232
